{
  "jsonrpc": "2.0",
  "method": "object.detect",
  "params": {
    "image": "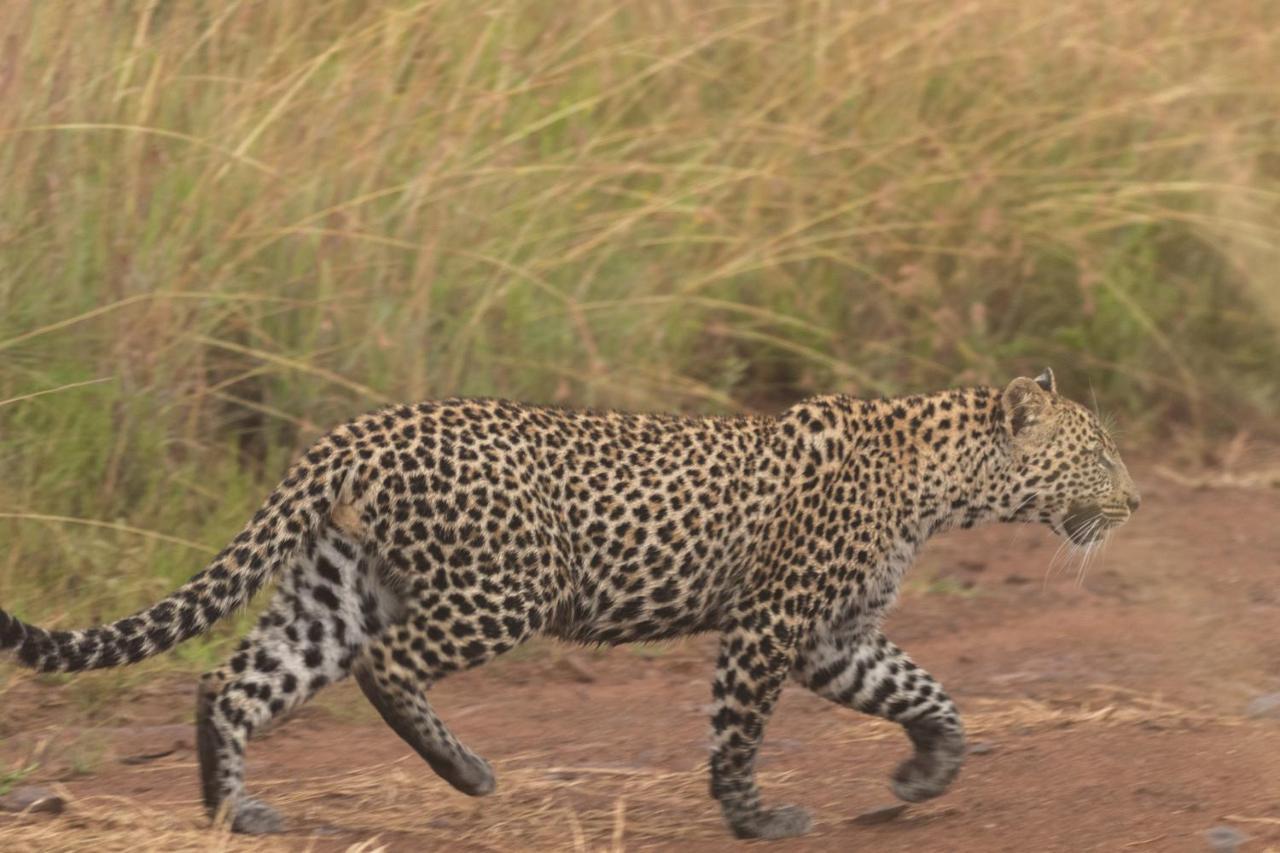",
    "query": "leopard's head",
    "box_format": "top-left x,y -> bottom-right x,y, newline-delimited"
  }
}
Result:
999,368 -> 1139,545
